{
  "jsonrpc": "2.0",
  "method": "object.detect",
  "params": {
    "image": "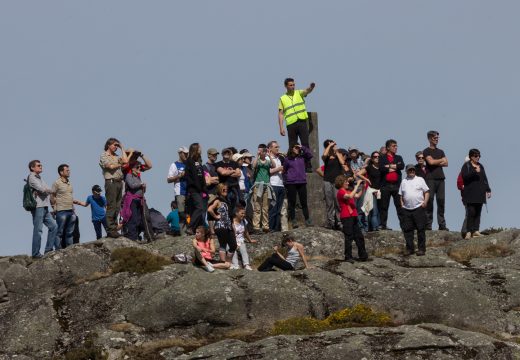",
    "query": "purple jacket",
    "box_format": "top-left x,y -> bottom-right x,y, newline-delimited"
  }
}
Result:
283,146 -> 313,184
